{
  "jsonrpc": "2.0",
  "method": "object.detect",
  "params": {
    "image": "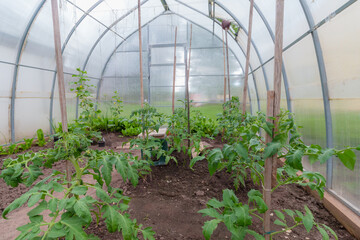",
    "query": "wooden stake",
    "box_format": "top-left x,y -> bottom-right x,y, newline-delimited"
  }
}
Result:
242,0 -> 255,114
186,25 -> 193,152
172,27 -> 178,114
222,28 -> 227,103
272,0 -> 285,187
225,29 -> 231,99
138,0 -> 144,108
264,90 -> 275,240
50,0 -> 71,184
